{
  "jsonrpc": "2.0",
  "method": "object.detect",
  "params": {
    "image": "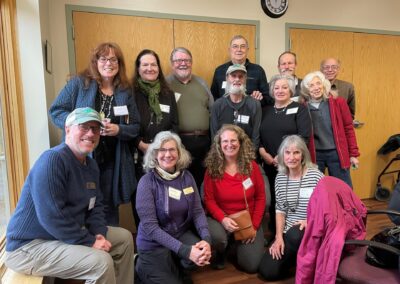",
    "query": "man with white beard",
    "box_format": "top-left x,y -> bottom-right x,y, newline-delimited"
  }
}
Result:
210,64 -> 261,149
166,47 -> 214,188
